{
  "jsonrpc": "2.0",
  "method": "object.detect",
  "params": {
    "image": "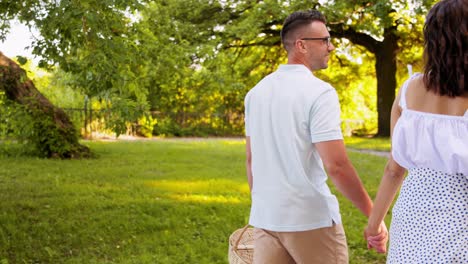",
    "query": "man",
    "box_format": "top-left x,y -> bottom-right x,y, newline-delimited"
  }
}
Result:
244,10 -> 386,263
